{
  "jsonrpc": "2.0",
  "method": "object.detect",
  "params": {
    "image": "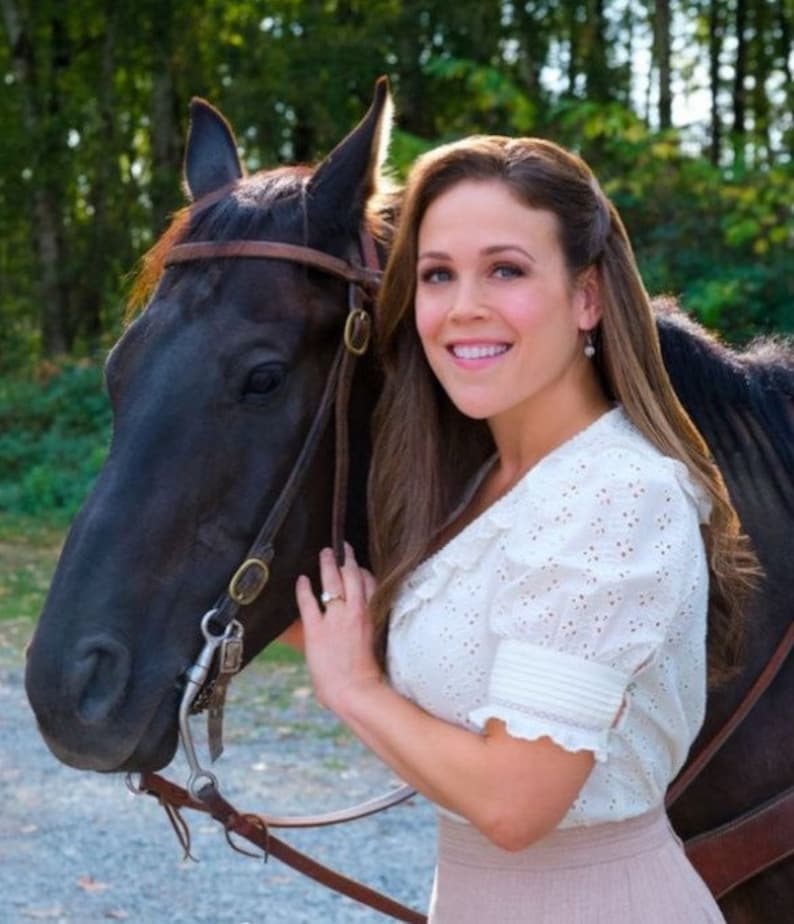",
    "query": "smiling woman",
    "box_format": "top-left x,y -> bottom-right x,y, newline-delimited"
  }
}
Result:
292,134 -> 760,923
414,179 -> 605,447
